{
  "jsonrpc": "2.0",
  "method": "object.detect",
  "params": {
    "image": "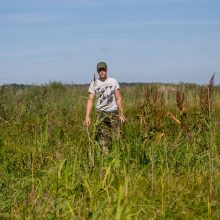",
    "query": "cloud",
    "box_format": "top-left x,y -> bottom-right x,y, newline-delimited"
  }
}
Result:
110,20 -> 220,27
38,0 -> 210,3
38,19 -> 220,32
1,9 -> 219,28
0,0 -> 210,6
0,12 -> 63,23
